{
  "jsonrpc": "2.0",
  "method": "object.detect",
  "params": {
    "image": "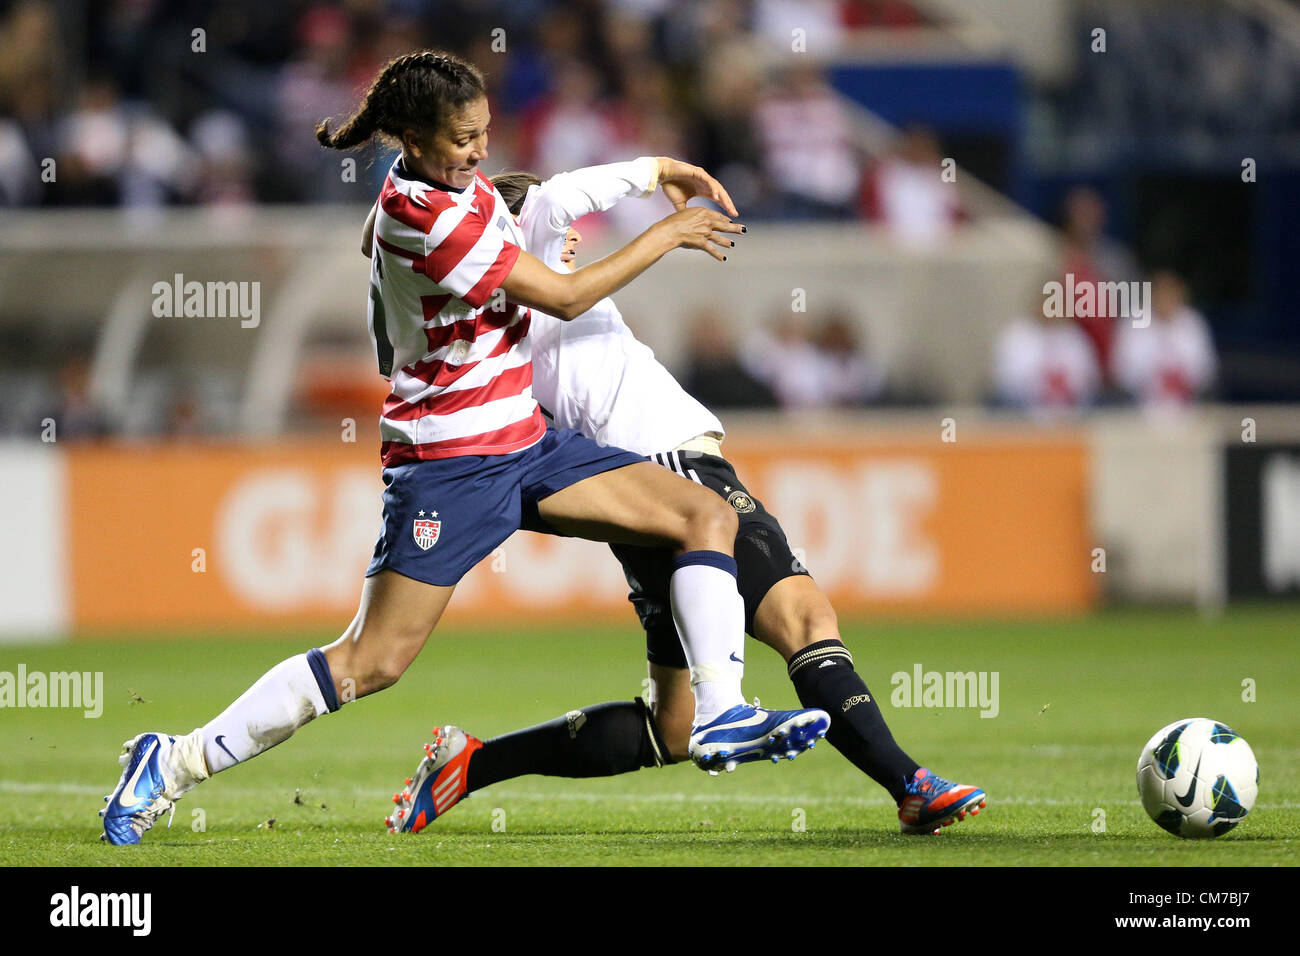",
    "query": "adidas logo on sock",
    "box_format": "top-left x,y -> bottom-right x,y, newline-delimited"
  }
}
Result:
819,660 -> 838,669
